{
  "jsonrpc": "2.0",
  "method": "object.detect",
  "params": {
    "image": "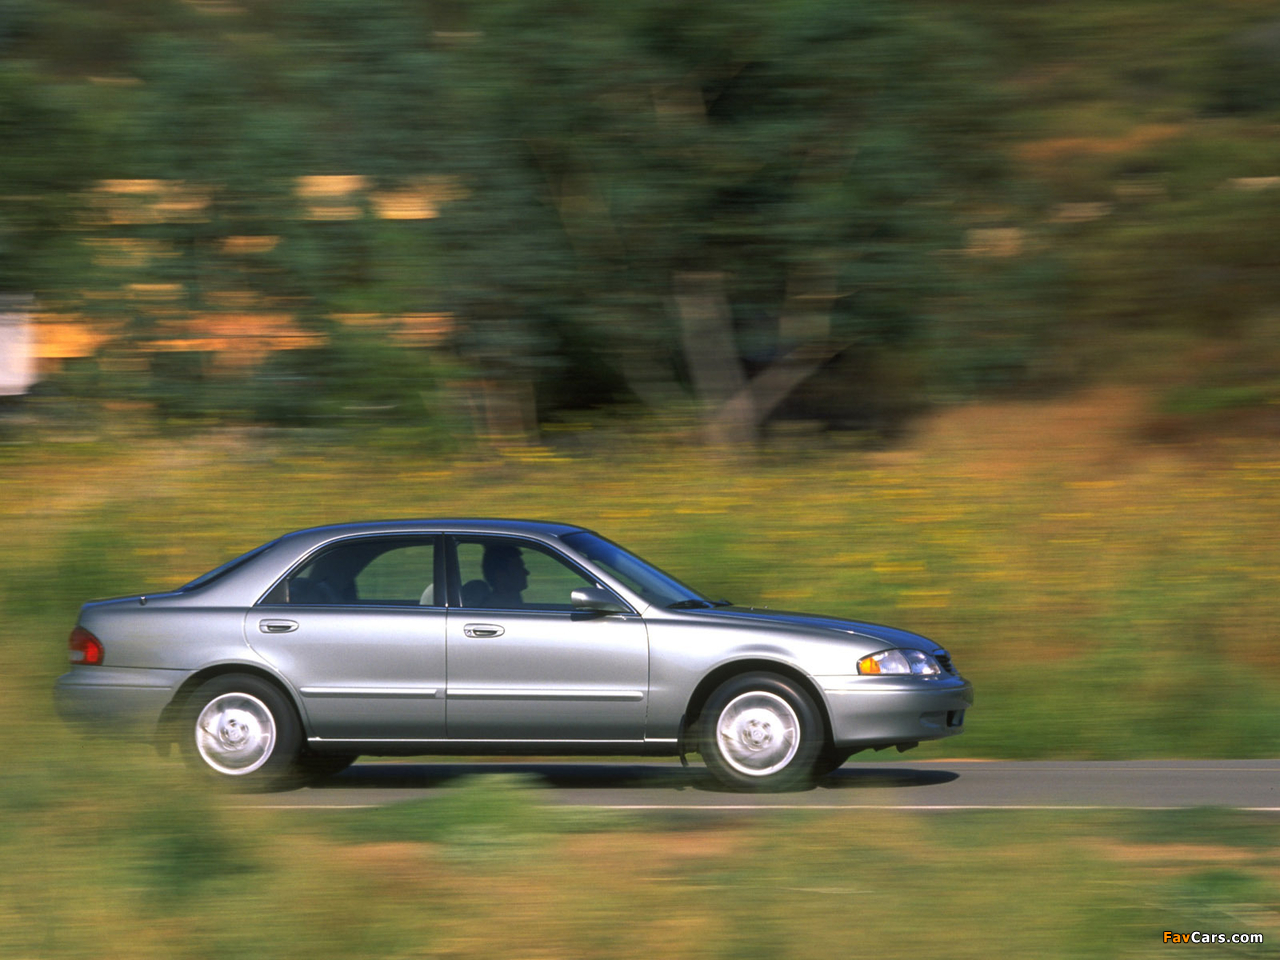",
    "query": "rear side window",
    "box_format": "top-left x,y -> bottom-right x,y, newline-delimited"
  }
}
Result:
261,537 -> 440,606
